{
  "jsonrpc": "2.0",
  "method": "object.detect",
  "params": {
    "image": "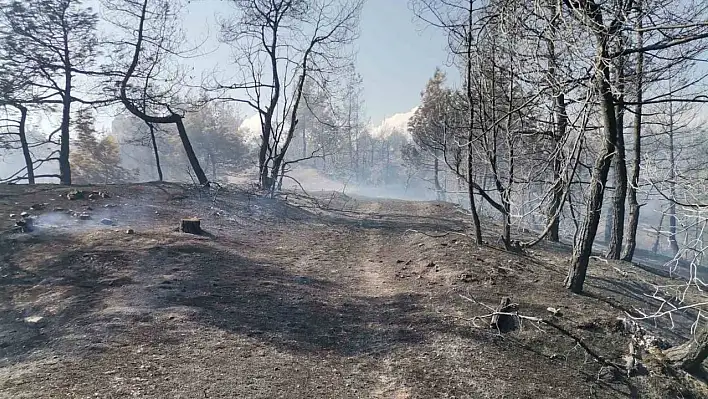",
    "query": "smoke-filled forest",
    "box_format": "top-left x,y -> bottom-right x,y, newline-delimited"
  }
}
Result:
2,0 -> 708,397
